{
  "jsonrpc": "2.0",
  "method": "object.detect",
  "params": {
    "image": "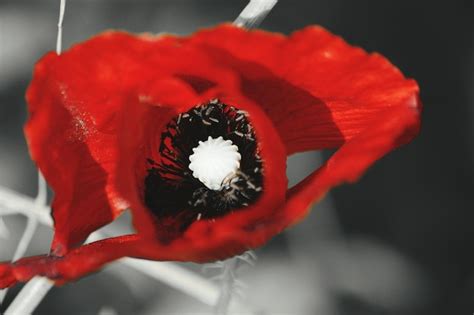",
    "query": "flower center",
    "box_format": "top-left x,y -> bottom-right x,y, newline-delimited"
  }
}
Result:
144,100 -> 264,229
189,136 -> 241,190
